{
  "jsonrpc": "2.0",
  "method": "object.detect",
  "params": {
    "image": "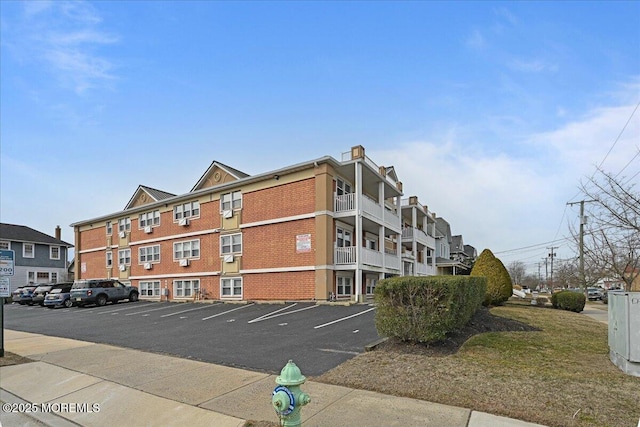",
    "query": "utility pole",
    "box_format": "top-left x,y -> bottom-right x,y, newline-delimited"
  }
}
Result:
567,200 -> 595,299
547,247 -> 558,289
